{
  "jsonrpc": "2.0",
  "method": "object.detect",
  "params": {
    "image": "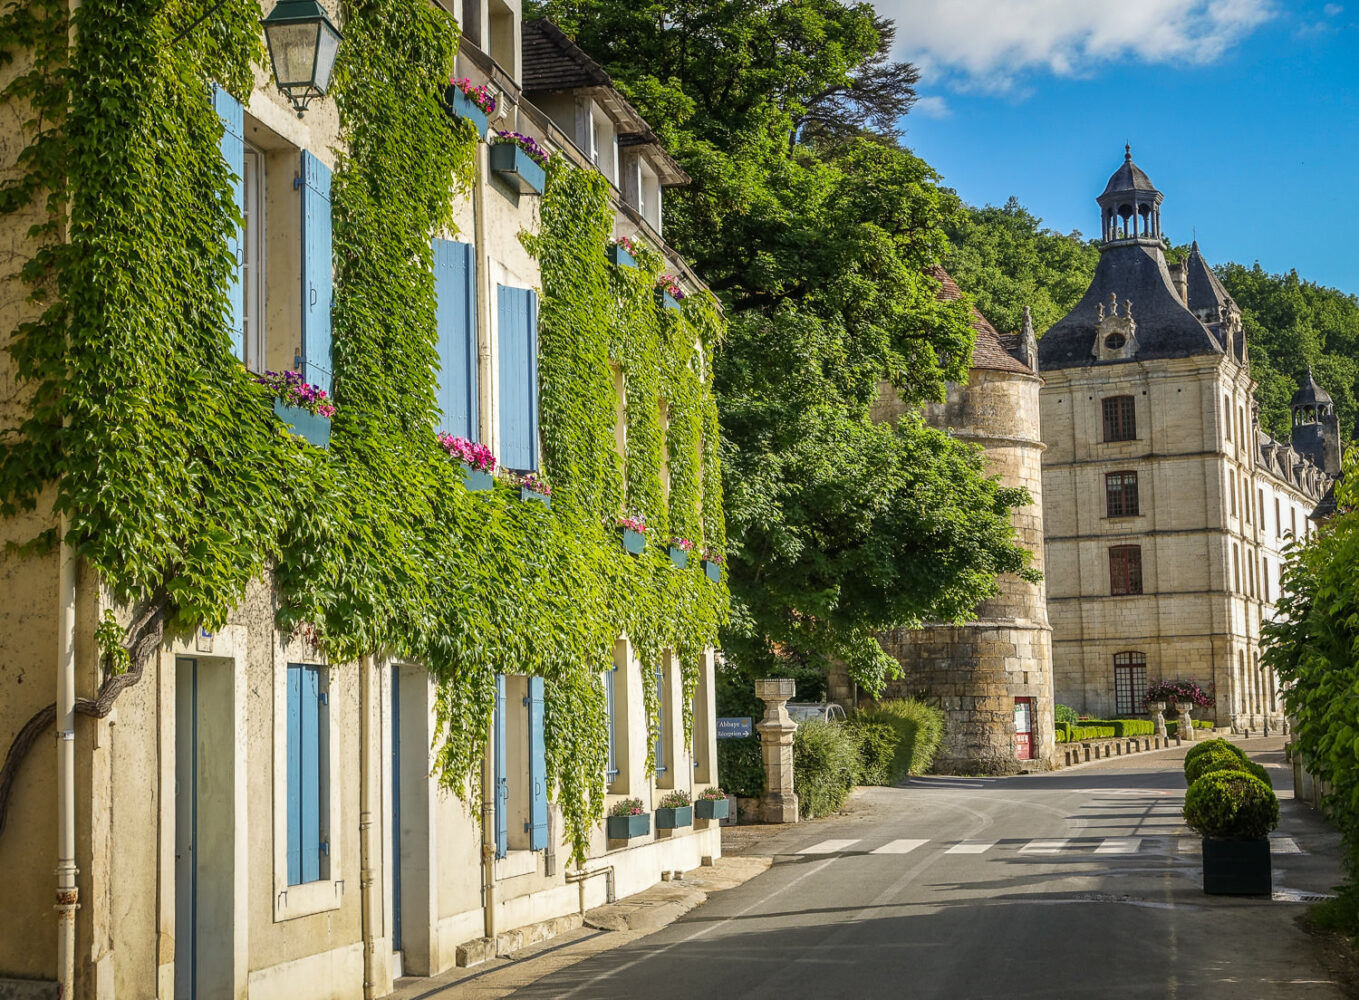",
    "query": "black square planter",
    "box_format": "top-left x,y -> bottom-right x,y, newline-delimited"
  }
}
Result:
695,798 -> 729,820
1202,837 -> 1271,895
